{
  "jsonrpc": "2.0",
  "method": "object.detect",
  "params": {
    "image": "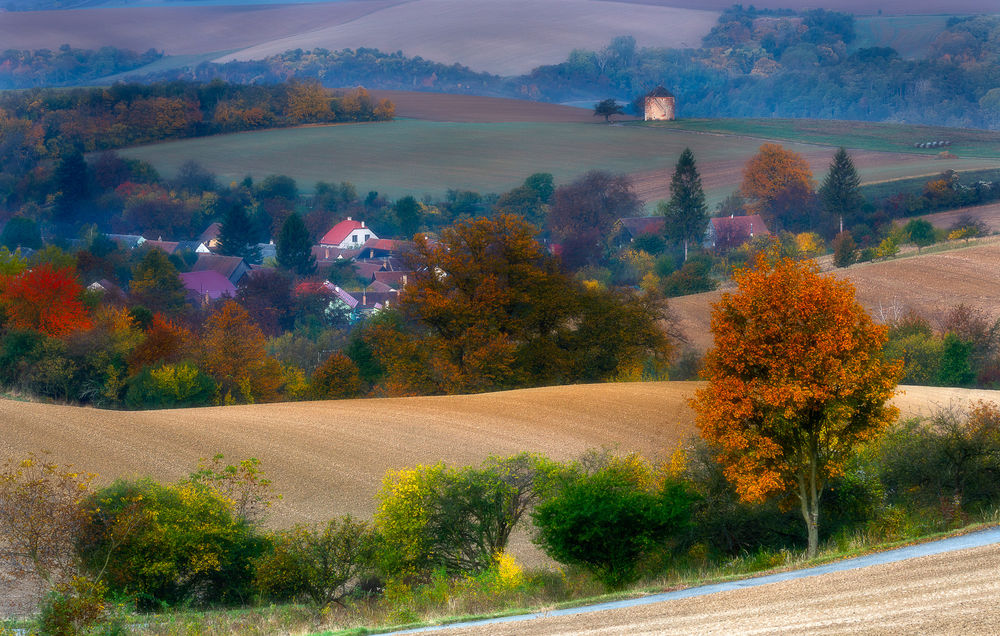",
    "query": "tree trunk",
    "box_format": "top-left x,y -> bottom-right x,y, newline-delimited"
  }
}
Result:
683,238 -> 689,262
798,452 -> 821,559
